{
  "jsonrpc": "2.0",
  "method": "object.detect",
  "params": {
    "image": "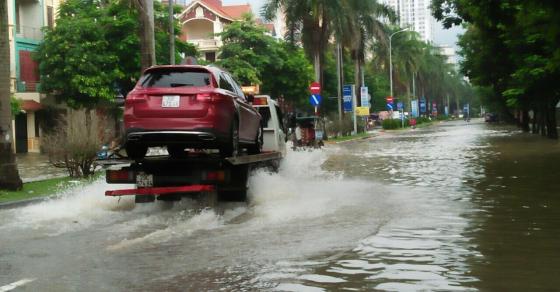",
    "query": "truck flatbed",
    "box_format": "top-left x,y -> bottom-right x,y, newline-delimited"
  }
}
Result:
100,151 -> 283,203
